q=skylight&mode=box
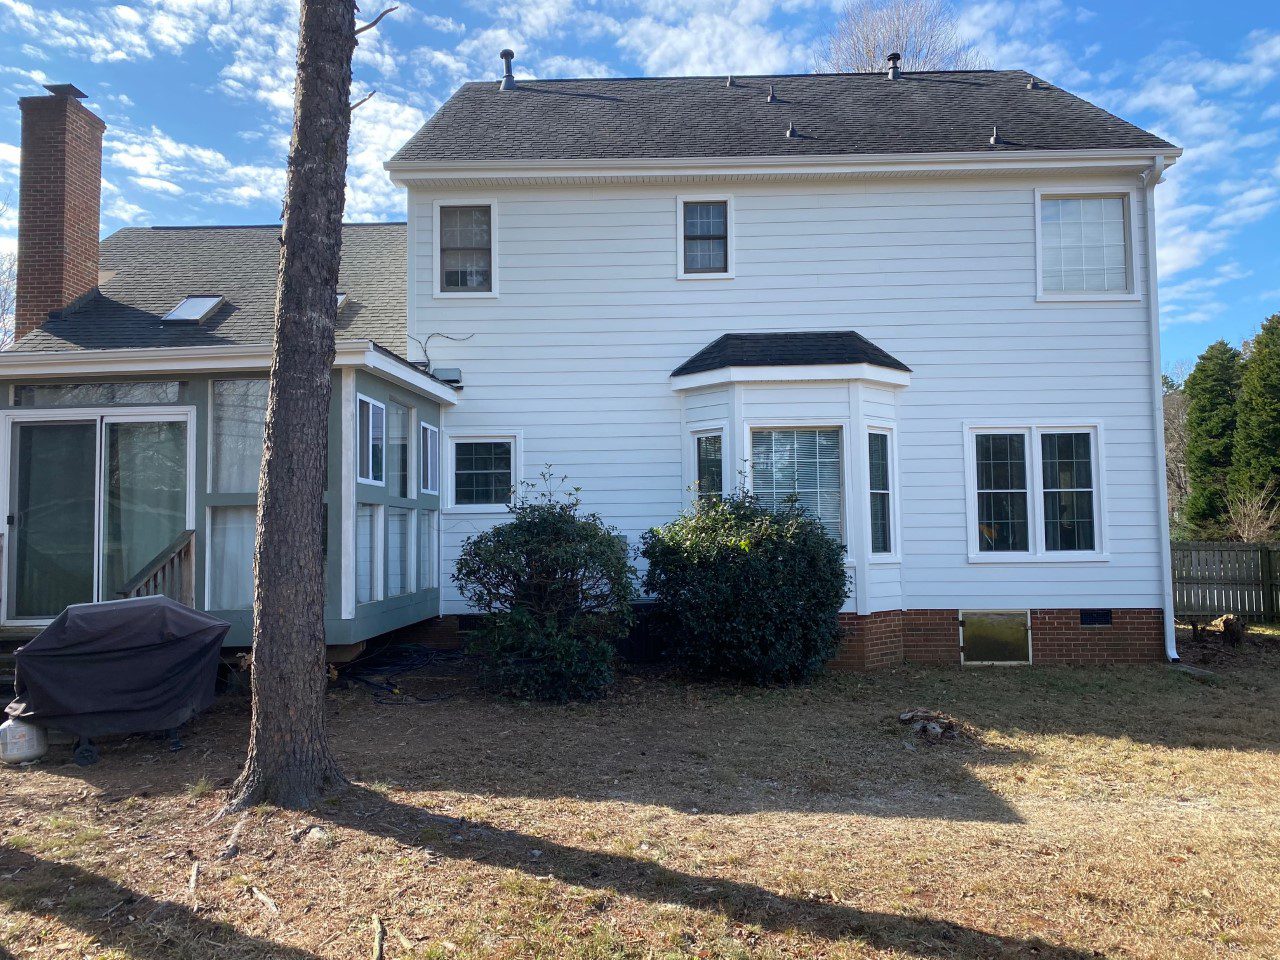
[162,296,224,324]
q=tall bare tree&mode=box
[0,194,16,348]
[818,0,988,73]
[1226,482,1280,543]
[1163,365,1192,533]
[225,0,364,811]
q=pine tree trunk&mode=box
[225,0,356,811]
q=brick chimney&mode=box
[14,83,105,343]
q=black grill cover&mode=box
[5,597,229,738]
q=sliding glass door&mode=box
[6,411,190,621]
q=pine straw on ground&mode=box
[2,654,1279,960]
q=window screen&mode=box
[211,379,268,493]
[751,428,842,543]
[695,433,723,499]
[454,441,513,506]
[868,432,892,554]
[1041,197,1128,294]
[683,201,728,274]
[386,507,413,597]
[386,401,409,498]
[440,205,492,292]
[976,433,1029,552]
[1042,432,1095,551]
[356,503,378,604]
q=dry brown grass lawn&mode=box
[2,644,1279,959]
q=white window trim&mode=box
[687,422,729,502]
[420,421,440,495]
[675,194,735,280]
[356,393,386,487]
[432,199,498,299]
[1033,187,1141,303]
[355,502,384,604]
[864,422,901,564]
[962,422,1109,564]
[419,508,441,591]
[742,417,852,559]
[444,431,522,513]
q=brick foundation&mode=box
[831,607,1166,670]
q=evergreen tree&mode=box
[1182,340,1242,537]
[1230,314,1280,503]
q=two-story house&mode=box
[0,59,1181,668]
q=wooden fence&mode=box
[1171,541,1280,621]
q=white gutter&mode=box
[387,147,1184,186]
[1141,154,1179,662]
[0,340,461,406]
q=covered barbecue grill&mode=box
[5,596,229,740]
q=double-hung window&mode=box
[420,422,440,495]
[357,395,385,485]
[969,426,1102,558]
[867,430,893,555]
[751,427,843,543]
[438,204,493,294]
[1038,194,1132,298]
[677,197,732,278]
[694,431,724,500]
[386,401,410,498]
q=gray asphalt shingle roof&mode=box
[672,331,911,377]
[392,69,1173,163]
[12,223,408,354]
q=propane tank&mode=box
[0,718,48,764]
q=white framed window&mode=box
[446,433,520,511]
[693,429,725,500]
[676,195,734,279]
[356,394,385,486]
[418,509,439,589]
[210,379,268,493]
[386,400,410,498]
[750,426,843,543]
[386,506,414,597]
[964,424,1106,562]
[433,200,497,298]
[1035,190,1137,301]
[355,502,384,603]
[420,421,440,495]
[208,505,256,610]
[867,427,896,557]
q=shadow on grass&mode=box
[315,785,1097,959]
[0,847,322,959]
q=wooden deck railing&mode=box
[116,530,196,607]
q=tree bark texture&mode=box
[226,0,356,811]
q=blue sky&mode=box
[0,0,1277,369]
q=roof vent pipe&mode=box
[886,52,901,80]
[726,74,734,88]
[766,84,777,103]
[499,49,516,90]
[785,120,798,138]
[989,125,1002,146]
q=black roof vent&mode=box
[499,49,515,91]
[886,52,902,80]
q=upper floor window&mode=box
[677,196,733,279]
[438,204,493,294]
[1038,194,1131,297]
[357,394,385,485]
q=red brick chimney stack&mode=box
[14,83,105,344]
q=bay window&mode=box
[694,431,724,500]
[867,430,893,555]
[751,427,843,543]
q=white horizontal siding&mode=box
[411,175,1162,614]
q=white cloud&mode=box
[131,175,184,195]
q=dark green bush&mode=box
[453,482,635,701]
[640,492,848,684]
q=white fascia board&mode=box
[387,148,1182,186]
[0,340,461,406]
[670,363,911,391]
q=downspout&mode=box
[1142,154,1179,662]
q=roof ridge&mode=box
[462,68,1024,86]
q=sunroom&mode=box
[0,341,459,652]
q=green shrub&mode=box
[640,492,848,684]
[453,481,636,701]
